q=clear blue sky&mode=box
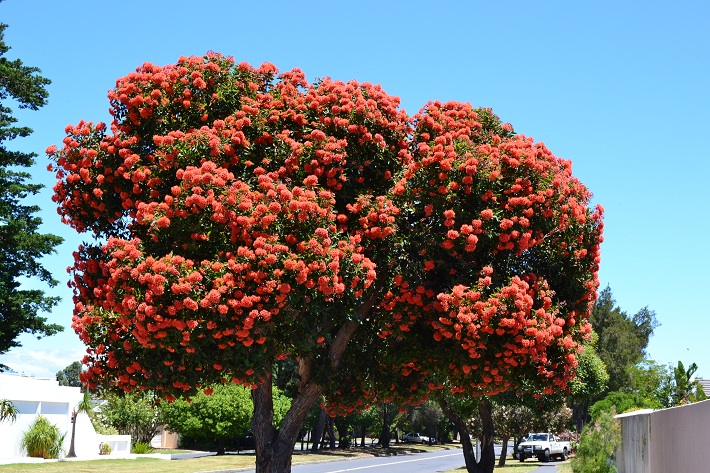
[1,0,708,380]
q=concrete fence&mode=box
[616,399,710,473]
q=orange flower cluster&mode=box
[51,54,409,395]
[325,103,603,410]
[50,54,603,407]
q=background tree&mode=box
[492,402,530,466]
[97,391,162,445]
[56,361,83,387]
[590,287,657,392]
[626,359,671,408]
[50,54,603,473]
[350,405,378,447]
[568,336,609,432]
[667,361,707,407]
[492,394,572,466]
[161,383,288,454]
[0,13,63,363]
[405,400,445,443]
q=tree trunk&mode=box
[497,435,509,467]
[378,404,391,448]
[249,290,382,472]
[327,417,336,449]
[334,416,349,448]
[311,407,327,451]
[572,401,589,433]
[252,367,324,473]
[438,397,496,473]
[216,437,226,455]
[513,435,522,460]
[477,400,496,472]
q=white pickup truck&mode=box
[517,432,570,462]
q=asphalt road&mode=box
[226,443,533,473]
[237,449,466,473]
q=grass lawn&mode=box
[445,462,551,473]
[558,460,573,472]
[0,445,573,473]
[0,444,459,473]
[445,457,574,473]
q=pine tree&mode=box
[0,17,63,361]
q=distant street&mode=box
[207,442,542,473]
[236,449,465,473]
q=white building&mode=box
[0,372,100,459]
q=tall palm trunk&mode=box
[67,413,78,457]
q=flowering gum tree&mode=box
[320,103,603,472]
[49,54,603,473]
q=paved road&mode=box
[527,465,561,473]
[235,449,465,473]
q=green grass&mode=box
[0,445,571,473]
[558,460,573,473]
[445,461,547,473]
[445,456,574,473]
[0,443,462,473]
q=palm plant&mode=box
[20,415,66,459]
[67,391,94,457]
[0,399,19,424]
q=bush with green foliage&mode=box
[571,408,620,473]
[97,391,162,445]
[131,441,155,454]
[20,415,66,459]
[589,391,656,421]
[161,382,290,453]
[92,421,119,435]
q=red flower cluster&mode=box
[49,54,603,407]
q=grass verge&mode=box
[0,443,461,473]
[445,457,573,473]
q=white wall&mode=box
[616,400,710,473]
[0,373,98,458]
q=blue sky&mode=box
[1,0,708,380]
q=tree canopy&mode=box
[49,53,603,473]
[0,19,63,361]
[56,360,83,387]
[590,286,657,392]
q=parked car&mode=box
[517,432,570,462]
[401,432,430,443]
[512,434,528,460]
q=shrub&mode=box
[21,416,66,459]
[97,392,162,444]
[131,441,155,454]
[571,408,620,473]
[93,422,119,435]
[339,435,352,448]
[0,399,19,424]
[99,442,112,455]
